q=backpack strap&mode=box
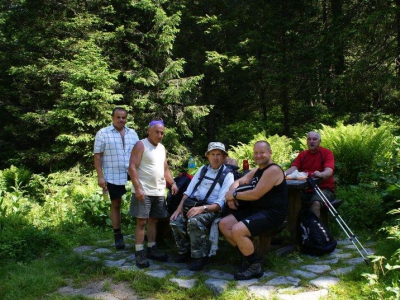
[188,165,225,202]
[203,166,224,202]
[218,165,233,186]
[188,166,208,198]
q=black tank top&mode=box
[249,163,287,210]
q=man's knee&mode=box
[310,200,321,209]
[149,217,158,224]
[111,199,122,209]
[218,218,229,232]
[136,218,147,228]
[231,223,248,240]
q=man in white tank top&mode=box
[128,120,178,268]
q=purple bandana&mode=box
[149,120,164,127]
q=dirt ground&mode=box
[56,278,150,300]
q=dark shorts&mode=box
[301,189,335,207]
[231,207,286,236]
[106,182,127,201]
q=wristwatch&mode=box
[203,205,208,213]
[233,191,238,200]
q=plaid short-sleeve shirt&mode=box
[94,125,139,185]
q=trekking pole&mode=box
[306,176,371,265]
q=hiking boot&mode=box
[135,250,150,268]
[174,252,191,263]
[234,261,264,280]
[146,245,168,262]
[114,232,125,250]
[188,256,209,271]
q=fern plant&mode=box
[302,122,396,185]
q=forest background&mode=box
[1,0,400,299]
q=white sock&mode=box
[147,242,156,248]
[135,244,144,251]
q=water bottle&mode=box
[103,186,109,201]
[188,156,196,174]
[243,159,250,175]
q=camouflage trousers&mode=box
[170,212,220,259]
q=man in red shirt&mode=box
[285,131,335,218]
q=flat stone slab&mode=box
[164,262,188,268]
[235,278,259,288]
[170,278,197,289]
[292,269,317,279]
[205,278,229,295]
[248,285,275,298]
[277,288,329,300]
[316,258,338,264]
[177,269,196,277]
[310,276,340,288]
[330,266,355,276]
[145,270,171,278]
[335,253,353,259]
[301,264,331,273]
[337,239,353,245]
[74,246,94,253]
[93,248,113,254]
[104,259,126,267]
[364,248,374,255]
[261,271,277,278]
[203,269,233,280]
[277,286,303,293]
[266,276,301,286]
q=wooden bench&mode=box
[251,221,287,256]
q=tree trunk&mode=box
[331,0,345,75]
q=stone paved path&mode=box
[69,235,374,299]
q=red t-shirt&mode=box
[291,147,335,191]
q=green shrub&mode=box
[336,186,385,230]
[362,201,400,299]
[1,165,32,192]
[0,214,66,263]
[228,132,293,171]
[312,122,395,186]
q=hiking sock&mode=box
[113,228,121,234]
[135,244,144,252]
[147,242,156,248]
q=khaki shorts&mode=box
[130,193,168,219]
[301,189,335,207]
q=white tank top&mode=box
[133,138,166,196]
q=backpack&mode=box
[166,173,192,215]
[298,209,337,256]
[224,164,243,181]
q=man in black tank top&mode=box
[219,141,287,280]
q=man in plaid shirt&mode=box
[94,107,139,249]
